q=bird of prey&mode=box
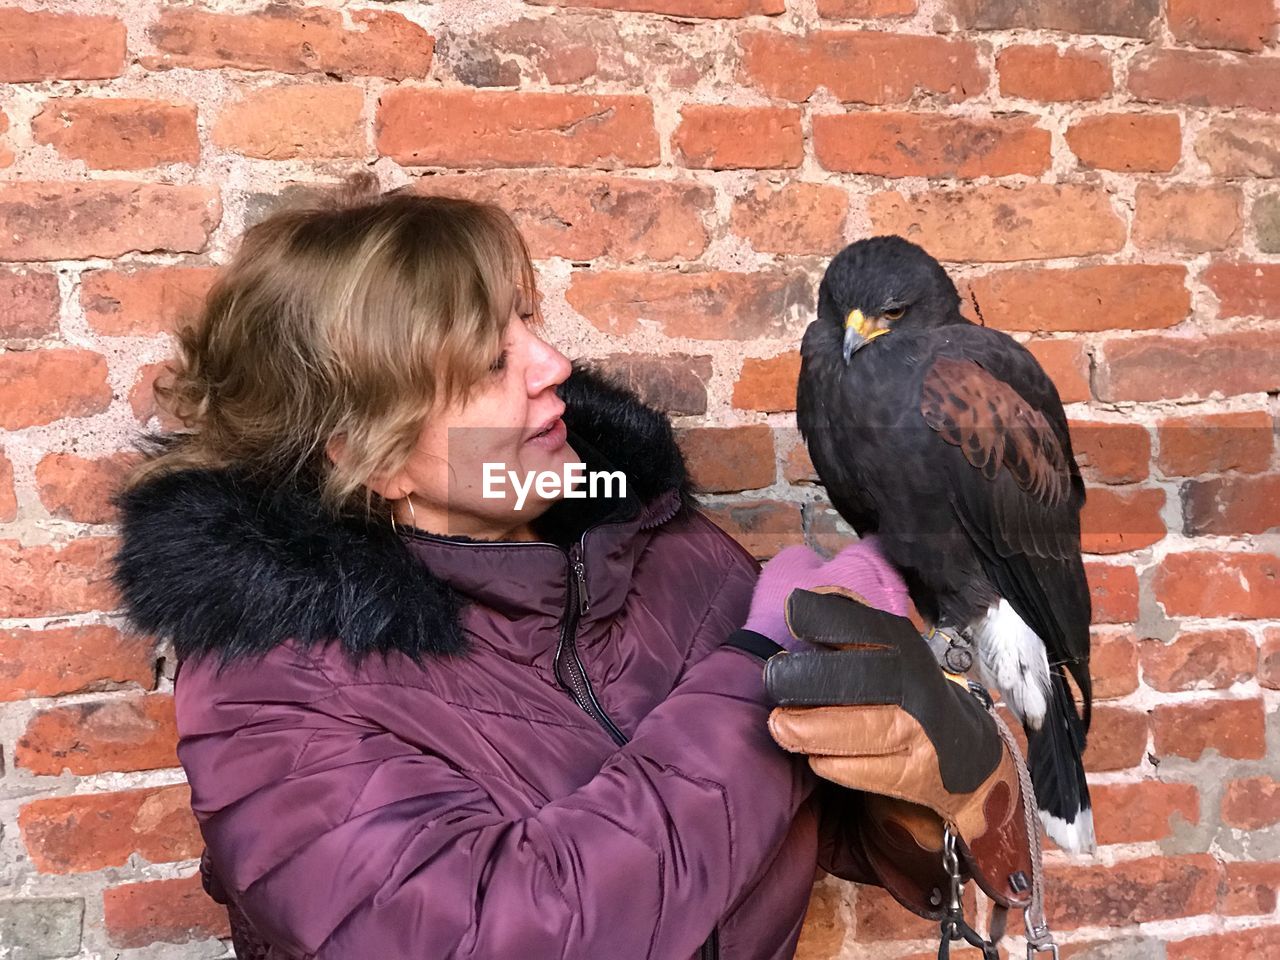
[796,235,1094,853]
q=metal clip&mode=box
[1027,924,1060,960]
[937,827,999,960]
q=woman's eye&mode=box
[884,307,905,320]
[489,350,508,373]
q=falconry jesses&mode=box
[797,235,1094,853]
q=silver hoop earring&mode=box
[390,495,416,533]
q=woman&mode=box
[112,180,1032,959]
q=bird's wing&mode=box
[919,343,1092,721]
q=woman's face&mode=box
[389,304,577,540]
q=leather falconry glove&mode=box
[764,586,1034,919]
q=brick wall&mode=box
[1,1,1278,957]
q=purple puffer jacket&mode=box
[112,367,891,960]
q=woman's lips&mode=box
[525,417,567,450]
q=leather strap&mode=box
[722,628,784,661]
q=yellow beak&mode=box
[842,309,890,362]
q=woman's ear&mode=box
[326,434,411,500]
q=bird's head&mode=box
[817,235,964,364]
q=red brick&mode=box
[947,0,1159,37]
[732,355,801,412]
[411,173,712,262]
[1046,855,1217,929]
[213,86,364,160]
[740,30,985,105]
[1141,629,1255,692]
[1087,562,1139,624]
[703,498,802,559]
[1154,699,1266,761]
[566,270,810,340]
[145,5,432,78]
[869,184,1125,263]
[1221,775,1280,829]
[967,264,1189,334]
[0,349,111,429]
[997,44,1112,102]
[1090,627,1139,699]
[1066,113,1182,173]
[1080,486,1164,554]
[1134,185,1241,253]
[818,0,916,15]
[1091,781,1198,845]
[1024,340,1090,404]
[16,694,178,776]
[377,90,659,169]
[1097,332,1280,402]
[730,182,848,256]
[1168,927,1280,960]
[1262,627,1280,690]
[0,447,13,522]
[1220,862,1280,916]
[1183,474,1280,536]
[1205,261,1280,319]
[1157,411,1274,476]
[1168,0,1277,53]
[0,624,153,703]
[815,112,1049,178]
[1084,705,1149,772]
[0,537,119,618]
[1196,118,1280,178]
[19,785,200,874]
[1129,50,1280,113]
[130,361,184,430]
[0,107,9,167]
[673,106,802,170]
[1156,551,1280,619]
[444,16,704,89]
[588,353,712,416]
[32,98,199,170]
[35,452,138,525]
[0,182,220,262]
[0,268,59,339]
[105,873,230,949]
[528,0,783,13]
[783,433,819,484]
[1070,420,1150,484]
[678,426,775,493]
[0,9,125,82]
[81,265,219,338]
[792,880,847,960]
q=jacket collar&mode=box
[111,365,696,665]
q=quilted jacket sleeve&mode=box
[175,640,812,960]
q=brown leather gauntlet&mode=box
[764,587,1033,919]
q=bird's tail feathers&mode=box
[1027,670,1095,854]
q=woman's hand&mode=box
[743,536,909,651]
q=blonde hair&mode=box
[125,173,541,516]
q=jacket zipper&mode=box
[554,537,626,747]
[553,535,719,960]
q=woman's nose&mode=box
[528,336,573,395]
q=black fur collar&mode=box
[111,364,696,664]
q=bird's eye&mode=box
[883,307,906,321]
